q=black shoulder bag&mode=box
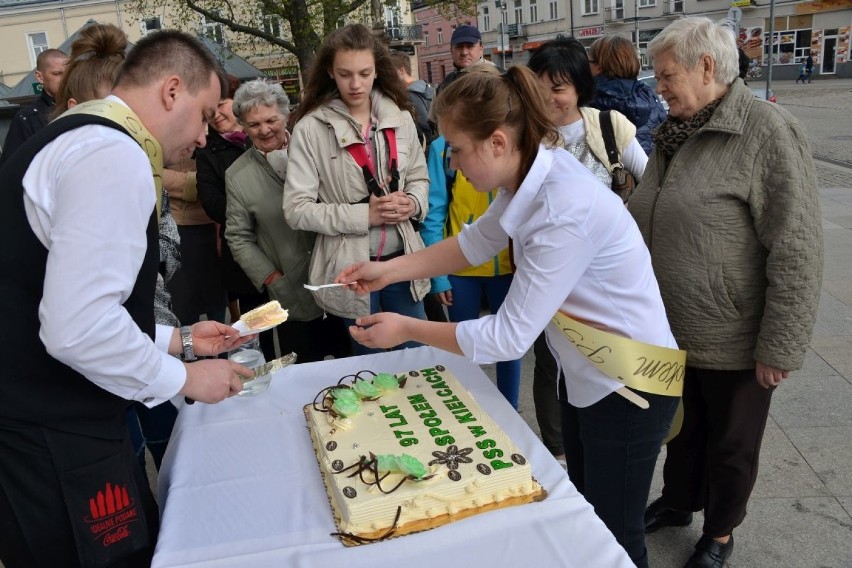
[599,110,637,203]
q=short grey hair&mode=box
[232,79,290,122]
[647,17,739,86]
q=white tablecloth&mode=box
[153,346,633,567]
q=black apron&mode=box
[0,112,160,567]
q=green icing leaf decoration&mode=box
[373,373,400,392]
[331,387,359,404]
[331,396,360,417]
[352,380,380,399]
[376,454,400,473]
[398,454,428,479]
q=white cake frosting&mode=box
[305,365,545,544]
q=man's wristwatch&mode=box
[180,325,197,362]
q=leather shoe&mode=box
[685,534,734,567]
[644,497,693,533]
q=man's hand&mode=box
[191,320,251,356]
[180,359,251,403]
[756,360,790,389]
[349,312,410,349]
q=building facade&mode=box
[0,0,425,97]
[410,0,851,86]
[473,0,851,79]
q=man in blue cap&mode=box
[437,24,490,94]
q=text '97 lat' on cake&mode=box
[304,364,547,546]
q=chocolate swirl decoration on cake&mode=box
[331,506,403,545]
[332,453,435,495]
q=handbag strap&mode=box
[599,110,622,169]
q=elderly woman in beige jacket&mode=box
[225,80,350,362]
[283,24,429,355]
[629,17,823,568]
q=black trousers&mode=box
[0,422,158,568]
[658,367,773,537]
[532,333,565,456]
[562,387,678,568]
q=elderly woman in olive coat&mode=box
[628,17,823,568]
[225,80,350,362]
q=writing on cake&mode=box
[304,365,546,545]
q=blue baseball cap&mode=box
[451,25,481,46]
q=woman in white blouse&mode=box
[336,65,677,568]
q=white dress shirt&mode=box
[454,145,676,407]
[22,96,186,406]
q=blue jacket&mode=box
[591,76,667,155]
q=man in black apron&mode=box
[0,31,250,568]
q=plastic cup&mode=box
[228,337,270,396]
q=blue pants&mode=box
[345,280,426,356]
[447,274,521,409]
[561,387,678,568]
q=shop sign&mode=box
[578,26,604,38]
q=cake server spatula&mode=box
[238,352,298,383]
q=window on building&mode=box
[141,17,162,36]
[483,6,491,31]
[260,8,282,38]
[27,32,48,66]
[514,0,523,24]
[549,0,558,19]
[426,61,433,84]
[530,0,538,23]
[612,0,624,20]
[437,28,443,44]
[638,0,655,7]
[424,30,429,47]
[583,0,599,15]
[202,14,225,45]
[385,7,402,40]
[638,29,662,68]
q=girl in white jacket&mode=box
[283,24,430,355]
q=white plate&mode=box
[231,319,283,337]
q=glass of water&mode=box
[228,336,270,396]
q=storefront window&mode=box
[764,28,812,64]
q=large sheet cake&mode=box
[304,364,546,545]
